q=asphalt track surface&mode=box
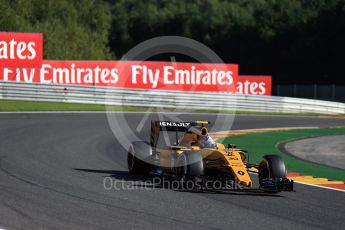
[282,135,345,170]
[0,113,345,230]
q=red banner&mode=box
[0,32,43,68]
[0,32,272,95]
[1,60,239,92]
[237,75,272,96]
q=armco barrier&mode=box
[0,81,344,114]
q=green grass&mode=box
[1,99,342,116]
[219,127,345,181]
[0,100,150,112]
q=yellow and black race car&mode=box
[127,120,294,193]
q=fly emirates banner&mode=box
[0,32,272,95]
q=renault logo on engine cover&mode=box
[160,121,191,127]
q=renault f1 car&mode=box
[127,120,294,193]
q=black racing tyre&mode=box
[259,155,287,182]
[127,152,150,174]
[175,151,205,179]
[127,141,152,175]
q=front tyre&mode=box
[259,155,288,192]
[174,151,205,190]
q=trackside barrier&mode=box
[0,81,344,114]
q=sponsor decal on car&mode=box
[159,121,191,127]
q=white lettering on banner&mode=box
[0,39,36,60]
[38,64,119,84]
[3,68,12,81]
[0,60,270,95]
[131,65,160,88]
[22,68,35,82]
[163,66,174,85]
[258,82,266,95]
[236,80,267,95]
[40,64,51,83]
[132,65,234,89]
[0,63,119,85]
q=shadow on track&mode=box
[73,168,283,197]
[74,168,149,181]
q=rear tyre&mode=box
[127,152,150,175]
[127,141,152,175]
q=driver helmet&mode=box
[201,127,208,136]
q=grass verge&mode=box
[0,100,150,112]
[219,127,345,181]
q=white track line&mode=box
[293,180,345,193]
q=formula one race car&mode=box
[127,120,294,193]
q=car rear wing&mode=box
[150,120,210,148]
